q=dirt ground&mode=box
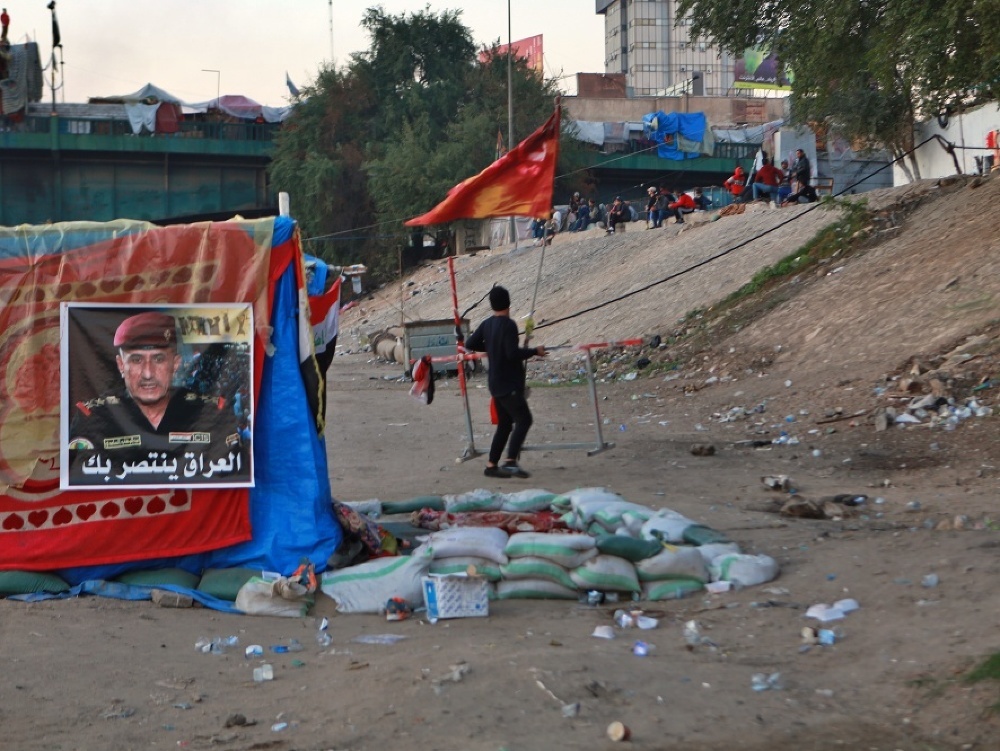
[2,175,999,750]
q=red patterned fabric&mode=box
[0,220,280,571]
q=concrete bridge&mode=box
[0,111,276,225]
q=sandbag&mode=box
[640,512,700,543]
[0,570,70,596]
[116,567,200,590]
[590,502,656,533]
[422,527,509,564]
[695,542,741,565]
[429,556,502,582]
[197,567,261,601]
[235,576,314,617]
[570,555,640,593]
[342,499,383,517]
[595,535,664,562]
[320,546,434,613]
[500,556,577,591]
[505,532,597,568]
[443,488,502,513]
[635,546,709,582]
[709,553,780,587]
[495,578,579,600]
[682,524,732,546]
[498,489,557,513]
[381,496,446,514]
[642,578,705,601]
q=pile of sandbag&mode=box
[321,487,781,612]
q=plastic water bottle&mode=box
[316,616,332,647]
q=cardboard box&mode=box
[422,574,490,620]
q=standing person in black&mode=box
[465,286,547,479]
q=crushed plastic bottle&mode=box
[316,616,332,647]
[195,635,239,655]
[751,672,783,691]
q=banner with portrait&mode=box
[61,303,254,490]
[0,219,274,572]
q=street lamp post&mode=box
[201,69,220,108]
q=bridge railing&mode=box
[17,116,279,142]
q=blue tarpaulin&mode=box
[642,111,709,160]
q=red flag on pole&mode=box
[405,106,561,227]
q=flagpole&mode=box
[507,0,518,250]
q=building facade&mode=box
[596,0,734,97]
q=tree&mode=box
[676,0,1000,178]
[269,6,566,281]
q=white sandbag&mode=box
[495,578,579,600]
[320,546,434,613]
[498,489,557,513]
[443,488,502,513]
[429,556,502,582]
[620,510,649,537]
[640,511,700,543]
[505,532,597,568]
[570,555,641,593]
[500,556,576,590]
[235,576,313,617]
[551,487,624,510]
[422,527,510,564]
[635,546,710,582]
[642,578,704,601]
[590,502,657,533]
[695,542,742,566]
[709,553,780,587]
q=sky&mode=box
[8,1,606,106]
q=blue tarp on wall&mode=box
[642,111,709,160]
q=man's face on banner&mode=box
[117,347,180,407]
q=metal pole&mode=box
[202,69,220,106]
[507,0,518,250]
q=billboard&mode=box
[733,47,793,90]
[480,34,544,75]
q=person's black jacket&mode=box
[465,316,536,397]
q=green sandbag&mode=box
[0,570,71,596]
[197,568,261,601]
[642,578,705,601]
[682,524,731,546]
[116,567,200,589]
[381,495,446,514]
[595,535,664,562]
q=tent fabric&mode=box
[642,111,711,160]
[9,579,243,614]
[1,42,43,116]
[105,83,292,123]
[112,83,186,104]
[571,120,606,146]
[125,102,160,134]
[183,95,291,123]
[0,216,342,583]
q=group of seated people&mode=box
[724,149,821,207]
[534,156,821,244]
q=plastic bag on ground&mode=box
[235,576,314,617]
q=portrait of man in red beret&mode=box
[62,305,253,488]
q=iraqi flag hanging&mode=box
[405,105,561,227]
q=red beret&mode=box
[114,311,178,349]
